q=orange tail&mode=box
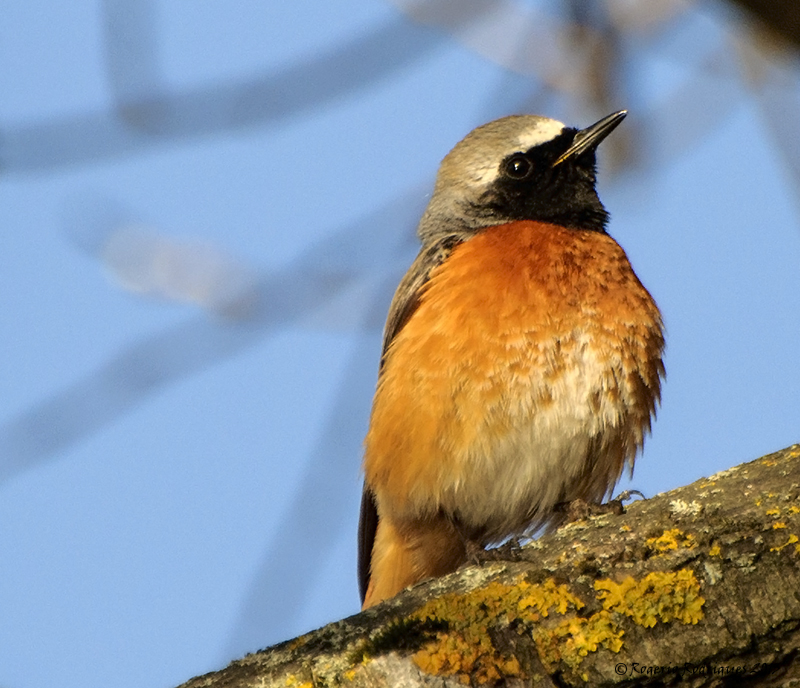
[362,514,467,609]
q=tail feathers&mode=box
[361,514,467,609]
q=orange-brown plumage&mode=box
[358,112,665,609]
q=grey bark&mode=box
[178,444,800,687]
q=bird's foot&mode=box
[464,538,489,566]
[557,490,645,523]
[487,537,526,562]
[450,515,529,566]
[460,537,526,567]
[449,516,490,566]
[612,489,646,508]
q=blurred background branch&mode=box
[727,0,800,47]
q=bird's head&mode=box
[418,111,626,243]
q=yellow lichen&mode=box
[773,522,787,529]
[407,569,705,683]
[411,580,533,684]
[646,528,697,554]
[410,577,621,684]
[766,508,781,517]
[709,544,721,557]
[789,506,800,515]
[594,569,705,627]
[284,676,313,688]
[535,611,623,671]
[413,627,521,685]
[770,533,799,553]
[518,578,585,618]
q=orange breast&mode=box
[364,220,664,535]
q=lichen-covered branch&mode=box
[178,445,800,687]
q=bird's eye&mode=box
[504,155,533,179]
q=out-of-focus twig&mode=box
[726,0,800,49]
[0,190,424,484]
[0,18,442,172]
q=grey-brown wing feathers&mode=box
[357,488,378,603]
[357,234,461,604]
[378,235,461,367]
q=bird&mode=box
[357,111,665,609]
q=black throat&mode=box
[476,128,610,233]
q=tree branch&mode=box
[726,0,800,50]
[178,444,800,687]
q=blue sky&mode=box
[1,2,799,688]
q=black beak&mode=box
[553,110,627,166]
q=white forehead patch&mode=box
[466,118,566,186]
[516,118,565,151]
[439,115,570,189]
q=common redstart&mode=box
[358,111,664,609]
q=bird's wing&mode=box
[357,234,461,604]
[357,488,379,603]
[379,234,461,367]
